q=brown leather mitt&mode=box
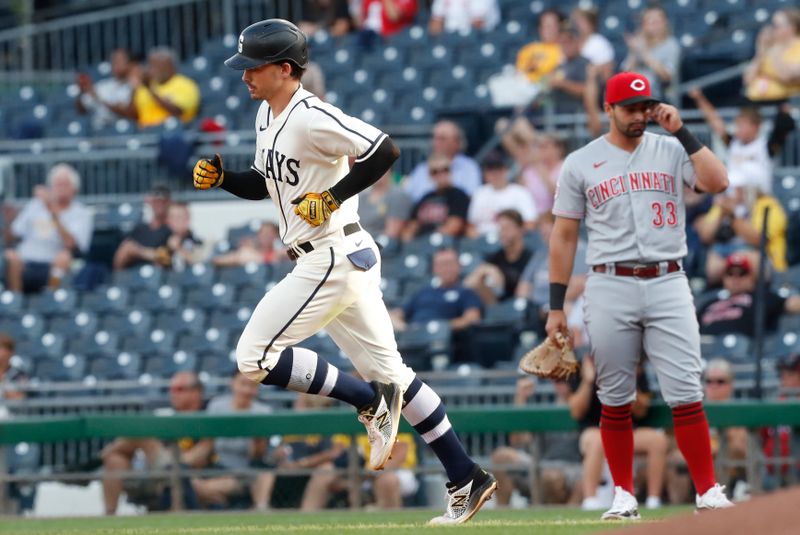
[519,331,579,380]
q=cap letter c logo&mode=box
[630,79,646,91]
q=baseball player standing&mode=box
[547,72,734,519]
[192,19,495,524]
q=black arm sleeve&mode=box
[327,136,400,204]
[220,168,269,201]
[768,108,796,158]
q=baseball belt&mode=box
[592,260,681,278]
[287,222,362,261]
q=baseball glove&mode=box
[193,153,224,190]
[519,332,578,380]
[291,190,340,227]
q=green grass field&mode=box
[1,507,690,535]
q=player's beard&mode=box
[615,116,646,138]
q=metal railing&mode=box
[0,0,302,72]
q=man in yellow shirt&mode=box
[131,47,200,128]
[516,9,564,82]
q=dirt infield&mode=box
[604,486,800,535]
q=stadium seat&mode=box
[396,320,452,370]
[7,442,41,474]
[121,328,176,357]
[112,264,164,291]
[379,278,403,308]
[402,233,455,257]
[87,351,142,381]
[302,330,341,359]
[184,282,236,309]
[80,285,130,313]
[0,290,24,318]
[143,350,198,377]
[27,288,79,315]
[382,253,430,282]
[156,307,207,335]
[65,330,119,358]
[176,327,230,354]
[763,331,800,360]
[47,310,98,335]
[130,284,183,312]
[166,262,216,289]
[0,312,45,341]
[481,298,531,330]
[269,262,295,281]
[198,350,238,378]
[216,262,271,287]
[699,333,752,362]
[36,353,87,382]
[15,332,65,359]
[99,309,153,337]
[207,306,252,332]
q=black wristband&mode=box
[550,283,568,311]
[673,125,704,155]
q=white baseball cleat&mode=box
[601,486,641,521]
[429,465,497,525]
[357,381,402,471]
[696,483,734,511]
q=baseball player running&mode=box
[547,72,734,519]
[192,19,495,524]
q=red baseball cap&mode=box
[605,72,660,106]
[724,253,752,274]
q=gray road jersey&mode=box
[553,132,697,265]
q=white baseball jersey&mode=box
[251,85,387,248]
[553,132,697,265]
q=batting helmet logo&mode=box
[238,34,244,53]
[630,79,646,91]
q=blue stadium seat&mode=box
[0,291,27,319]
[112,264,165,291]
[27,288,79,316]
[397,320,451,362]
[156,307,207,335]
[379,278,403,308]
[382,253,430,282]
[303,330,341,358]
[699,333,753,362]
[7,442,41,474]
[482,298,530,330]
[48,310,99,337]
[227,219,263,245]
[166,263,216,289]
[36,353,87,382]
[185,283,236,309]
[207,306,252,332]
[144,350,198,377]
[216,262,271,287]
[402,233,456,257]
[0,312,45,341]
[15,332,65,359]
[763,331,800,360]
[198,350,238,377]
[121,328,176,356]
[65,330,119,358]
[176,327,231,354]
[87,351,142,381]
[130,285,183,312]
[99,309,153,337]
[80,285,130,313]
[92,202,143,233]
[269,262,295,281]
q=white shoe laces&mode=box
[358,413,378,443]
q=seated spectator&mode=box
[298,0,353,38]
[621,6,680,102]
[112,185,172,271]
[212,221,285,267]
[404,120,481,201]
[491,377,582,506]
[76,48,136,131]
[696,184,788,284]
[466,151,538,236]
[4,163,93,293]
[545,22,590,116]
[191,371,274,510]
[101,371,211,514]
[130,47,200,129]
[744,8,800,102]
[515,9,564,83]
[357,169,412,240]
[498,119,565,215]
[0,333,26,404]
[428,0,499,35]
[761,353,800,490]
[697,253,800,337]
[569,356,667,510]
[689,88,796,194]
[667,358,748,504]
[391,248,481,361]
[354,0,417,45]
[516,213,588,336]
[571,7,614,81]
[465,210,533,306]
[164,202,203,271]
[265,394,347,511]
[402,154,471,240]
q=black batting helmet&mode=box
[224,19,308,70]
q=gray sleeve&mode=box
[656,38,681,78]
[65,205,94,253]
[552,155,586,219]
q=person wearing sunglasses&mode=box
[697,253,800,337]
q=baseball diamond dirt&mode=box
[604,486,800,535]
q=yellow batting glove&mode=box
[291,190,340,227]
[193,153,224,190]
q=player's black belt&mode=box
[287,222,362,261]
[592,261,681,278]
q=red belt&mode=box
[592,261,681,278]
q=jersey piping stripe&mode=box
[267,95,315,243]
[301,99,377,148]
[257,247,336,371]
[355,132,387,163]
[250,165,267,179]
